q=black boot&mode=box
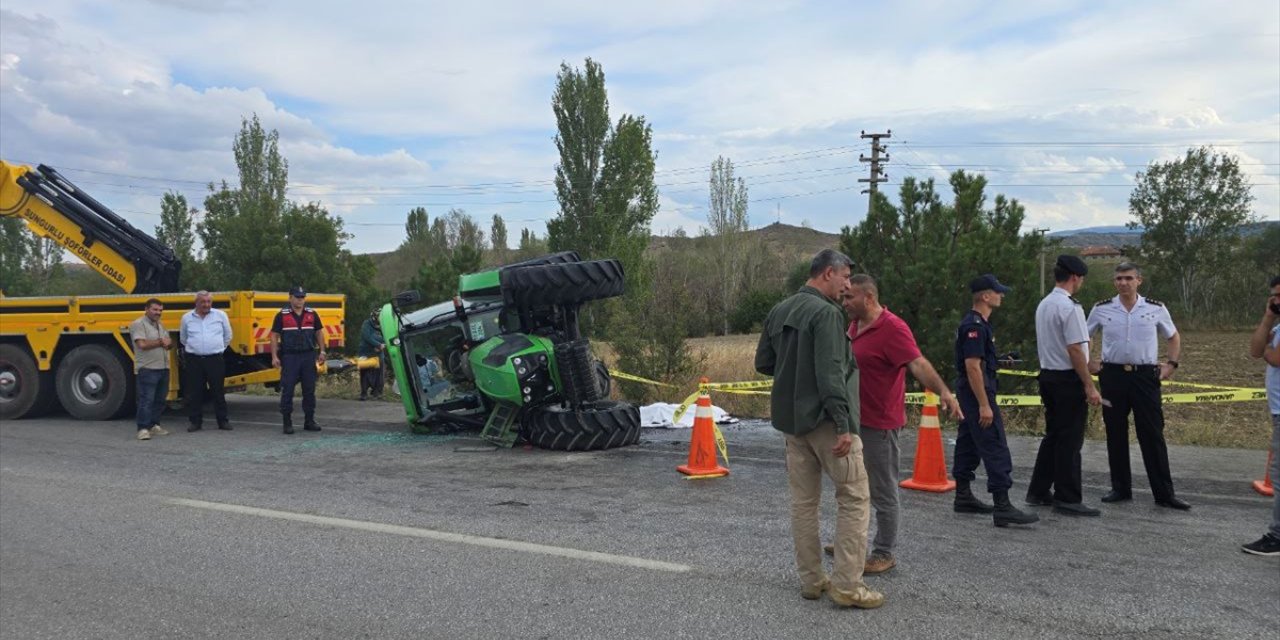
[954,480,995,514]
[282,414,295,435]
[993,491,1040,527]
[303,414,321,432]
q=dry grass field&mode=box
[597,330,1272,450]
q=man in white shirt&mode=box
[179,290,233,432]
[1085,262,1189,510]
[1027,255,1102,517]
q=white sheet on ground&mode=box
[639,402,740,428]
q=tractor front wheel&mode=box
[523,400,640,451]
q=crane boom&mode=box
[0,160,181,294]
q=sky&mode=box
[1,0,1277,255]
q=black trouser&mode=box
[185,353,227,426]
[279,351,317,420]
[359,362,383,397]
[953,386,1014,493]
[1099,364,1175,500]
[1028,369,1087,504]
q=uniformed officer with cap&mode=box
[1085,262,1190,510]
[952,274,1039,527]
[270,285,326,434]
[1028,254,1102,516]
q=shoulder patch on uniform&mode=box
[1094,298,1112,307]
[1069,296,1081,305]
[1145,298,1164,307]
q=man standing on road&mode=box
[1242,275,1280,556]
[1085,262,1190,510]
[130,298,171,441]
[754,249,883,610]
[1028,255,1102,517]
[271,286,326,434]
[952,275,1041,527]
[357,308,385,401]
[180,291,233,432]
[828,273,964,571]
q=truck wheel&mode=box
[0,344,56,420]
[500,259,625,307]
[55,344,135,420]
[523,400,640,451]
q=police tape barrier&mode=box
[609,371,681,388]
[999,368,1250,392]
[619,370,1264,422]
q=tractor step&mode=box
[480,402,521,448]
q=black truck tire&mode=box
[500,259,625,308]
[0,344,57,420]
[524,400,640,451]
[56,344,135,420]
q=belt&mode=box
[1102,362,1158,372]
[187,352,223,357]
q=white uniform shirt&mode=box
[1035,287,1090,370]
[1085,295,1177,365]
[180,308,233,356]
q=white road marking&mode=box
[165,497,693,573]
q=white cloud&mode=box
[1,0,1275,258]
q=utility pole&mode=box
[859,130,891,216]
[1033,228,1050,296]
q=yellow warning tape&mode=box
[609,371,681,388]
[623,370,1264,418]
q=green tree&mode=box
[408,209,486,301]
[546,58,659,302]
[514,228,549,261]
[156,191,200,289]
[612,258,706,403]
[199,114,290,290]
[490,214,508,264]
[706,156,750,334]
[0,217,32,295]
[840,172,1050,372]
[403,206,430,247]
[199,114,383,340]
[1128,146,1256,316]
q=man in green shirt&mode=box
[755,249,882,610]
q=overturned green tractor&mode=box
[378,252,640,451]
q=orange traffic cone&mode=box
[677,381,729,478]
[1252,449,1275,497]
[899,391,956,493]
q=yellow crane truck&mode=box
[0,160,346,420]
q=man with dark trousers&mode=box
[1085,262,1189,510]
[1028,255,1102,516]
[271,286,326,434]
[952,274,1039,527]
[180,290,233,432]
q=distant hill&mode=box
[1050,220,1277,249]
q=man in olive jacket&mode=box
[755,249,882,610]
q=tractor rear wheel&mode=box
[523,400,640,451]
[500,259,625,307]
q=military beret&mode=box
[1055,254,1088,277]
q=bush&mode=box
[729,288,786,334]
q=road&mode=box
[2,395,1276,639]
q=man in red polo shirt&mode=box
[829,273,962,574]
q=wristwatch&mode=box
[1166,360,1179,369]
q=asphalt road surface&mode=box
[2,395,1277,639]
